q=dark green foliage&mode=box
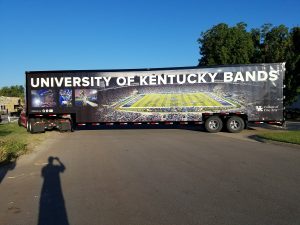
[0,85,24,98]
[198,23,254,65]
[198,23,300,105]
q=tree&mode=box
[0,85,25,98]
[290,27,300,90]
[198,23,300,105]
[198,22,254,65]
[254,24,295,104]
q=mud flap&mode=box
[58,120,71,132]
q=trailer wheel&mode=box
[204,116,223,133]
[226,116,244,133]
[27,119,33,133]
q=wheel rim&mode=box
[209,120,219,130]
[229,120,240,130]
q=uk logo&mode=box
[256,106,263,112]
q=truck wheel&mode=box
[204,116,223,133]
[29,119,35,134]
[28,118,41,134]
[226,116,244,133]
[26,120,30,132]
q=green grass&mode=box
[129,93,225,108]
[0,123,44,164]
[257,131,300,145]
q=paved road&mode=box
[285,121,300,130]
[0,128,300,225]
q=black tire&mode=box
[28,118,43,134]
[226,116,245,133]
[29,119,35,134]
[26,120,30,132]
[204,116,223,133]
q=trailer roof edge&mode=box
[25,62,286,74]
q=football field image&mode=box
[121,92,234,108]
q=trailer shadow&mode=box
[74,124,255,133]
[75,124,207,132]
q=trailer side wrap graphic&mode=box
[26,63,285,123]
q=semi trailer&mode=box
[19,63,285,133]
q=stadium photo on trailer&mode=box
[120,92,234,109]
[95,81,246,122]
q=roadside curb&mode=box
[251,135,300,149]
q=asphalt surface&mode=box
[0,127,300,225]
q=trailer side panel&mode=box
[26,63,285,123]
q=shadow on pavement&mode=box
[38,156,69,225]
[76,124,259,133]
[0,160,16,183]
[76,123,207,132]
[247,135,268,143]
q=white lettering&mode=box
[31,78,39,88]
[197,73,206,83]
[258,71,268,81]
[64,77,72,87]
[82,77,90,87]
[187,74,197,84]
[234,72,244,82]
[245,71,256,82]
[140,76,148,85]
[127,76,134,86]
[149,75,156,85]
[117,77,126,86]
[269,70,279,81]
[94,77,102,86]
[54,77,64,87]
[176,74,186,84]
[168,74,176,84]
[209,73,218,82]
[73,77,81,87]
[157,74,167,85]
[224,72,233,82]
[41,78,49,87]
[103,77,111,86]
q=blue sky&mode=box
[0,0,299,87]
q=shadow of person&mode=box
[38,156,69,225]
[0,160,16,184]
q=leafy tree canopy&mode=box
[198,22,254,65]
[198,23,300,105]
[0,85,25,98]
